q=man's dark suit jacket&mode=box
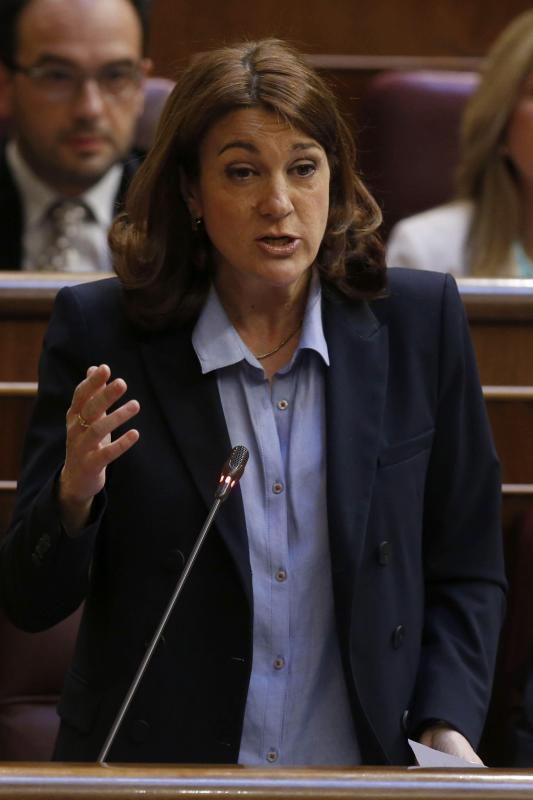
[0,268,506,765]
[0,143,141,270]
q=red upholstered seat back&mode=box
[357,70,479,237]
[133,76,174,152]
[0,608,81,760]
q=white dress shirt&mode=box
[6,140,122,272]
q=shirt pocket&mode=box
[378,428,435,469]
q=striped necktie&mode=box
[39,199,92,271]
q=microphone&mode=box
[97,445,249,763]
[215,444,249,500]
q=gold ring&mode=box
[77,412,90,429]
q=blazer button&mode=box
[401,709,411,733]
[377,540,392,565]
[128,719,150,743]
[32,534,52,565]
[392,624,405,649]
[35,533,52,557]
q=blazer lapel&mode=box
[139,327,252,598]
[323,294,389,632]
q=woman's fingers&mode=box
[71,374,127,426]
[70,364,111,415]
[62,367,140,499]
[83,399,140,446]
[59,367,141,535]
[75,378,129,430]
[88,427,140,472]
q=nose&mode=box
[255,176,294,218]
[72,78,106,118]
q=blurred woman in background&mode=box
[387,9,533,277]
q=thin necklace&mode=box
[255,320,303,360]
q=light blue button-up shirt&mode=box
[192,273,361,766]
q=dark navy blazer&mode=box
[0,268,506,765]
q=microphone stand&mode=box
[97,445,249,764]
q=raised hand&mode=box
[59,364,140,534]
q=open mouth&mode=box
[261,236,295,245]
[256,235,300,256]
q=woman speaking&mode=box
[0,39,505,766]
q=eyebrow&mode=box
[217,140,322,156]
[33,54,137,68]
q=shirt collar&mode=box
[192,269,330,375]
[6,139,122,229]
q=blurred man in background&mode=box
[0,0,151,271]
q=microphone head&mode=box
[215,445,249,501]
[225,445,249,480]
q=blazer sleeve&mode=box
[409,273,506,747]
[0,287,106,632]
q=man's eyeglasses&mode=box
[11,61,145,101]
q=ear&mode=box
[130,59,154,128]
[179,167,203,219]
[141,57,153,78]
[0,63,15,119]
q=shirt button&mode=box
[272,482,284,494]
[377,540,392,566]
[392,624,406,649]
[273,656,285,670]
[266,749,278,763]
[277,399,289,410]
[275,568,287,582]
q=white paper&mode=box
[408,738,486,768]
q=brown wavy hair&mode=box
[111,38,386,330]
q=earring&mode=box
[192,216,204,233]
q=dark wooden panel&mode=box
[461,284,533,386]
[502,490,533,538]
[0,273,112,382]
[0,318,47,382]
[149,0,533,77]
[487,402,533,484]
[471,324,533,386]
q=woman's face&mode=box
[506,71,533,188]
[187,107,330,296]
